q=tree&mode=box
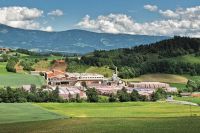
[86,88,98,102]
[75,93,81,103]
[109,93,117,102]
[151,88,167,101]
[130,90,140,101]
[117,87,130,102]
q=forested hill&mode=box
[80,36,200,78]
[133,36,200,57]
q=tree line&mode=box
[79,36,200,78]
[0,85,168,103]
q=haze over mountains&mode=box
[0,24,169,54]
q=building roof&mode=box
[46,69,65,78]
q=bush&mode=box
[86,88,99,102]
[98,96,109,103]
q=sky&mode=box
[0,0,200,37]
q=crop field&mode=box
[124,73,188,84]
[0,103,64,124]
[0,73,45,87]
[0,102,200,133]
[0,62,45,87]
[36,102,200,118]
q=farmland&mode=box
[0,102,200,133]
[36,102,200,117]
[124,73,188,84]
[0,62,46,87]
[0,103,64,124]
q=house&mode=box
[66,72,104,85]
[87,84,122,95]
[57,86,87,100]
[0,48,10,54]
[45,70,77,86]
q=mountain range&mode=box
[0,24,169,54]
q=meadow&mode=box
[0,103,64,124]
[0,102,200,133]
[36,102,200,118]
[0,62,46,87]
[124,73,188,84]
[85,66,113,77]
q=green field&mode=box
[1,117,200,133]
[1,102,200,133]
[0,103,64,124]
[86,66,113,77]
[124,73,188,84]
[174,97,200,105]
[0,73,46,87]
[0,62,46,87]
[36,102,200,118]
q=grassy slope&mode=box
[0,62,45,87]
[86,66,113,77]
[0,103,64,124]
[37,102,200,118]
[124,73,188,84]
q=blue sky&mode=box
[0,0,200,36]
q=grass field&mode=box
[86,66,113,77]
[0,62,7,74]
[37,102,200,117]
[124,73,188,84]
[174,97,200,105]
[1,117,200,133]
[1,102,200,133]
[0,103,64,124]
[0,62,46,87]
[0,73,46,87]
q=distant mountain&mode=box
[0,24,169,54]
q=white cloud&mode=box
[77,6,200,37]
[0,6,54,31]
[48,9,64,16]
[144,4,158,12]
[41,26,53,32]
[159,10,179,18]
